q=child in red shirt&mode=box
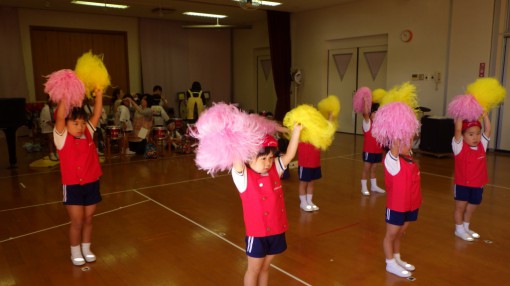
[232,125,302,286]
[361,103,385,195]
[452,114,491,241]
[54,88,104,266]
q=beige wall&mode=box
[232,20,270,111]
[17,8,141,102]
[232,0,497,118]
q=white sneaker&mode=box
[455,230,474,241]
[371,186,386,193]
[300,204,313,212]
[310,204,319,211]
[124,150,136,155]
[386,262,411,278]
[396,258,415,271]
[361,189,370,196]
[465,229,480,239]
[71,256,85,266]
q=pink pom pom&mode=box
[44,69,85,115]
[248,113,280,135]
[353,87,372,113]
[447,94,483,121]
[192,103,267,176]
[372,102,419,148]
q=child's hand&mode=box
[293,123,302,132]
[93,88,103,98]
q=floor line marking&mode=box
[133,190,312,286]
[0,200,149,243]
[315,222,360,237]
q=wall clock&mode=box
[400,29,413,43]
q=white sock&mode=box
[370,178,378,188]
[306,194,314,205]
[386,258,396,265]
[463,222,471,231]
[361,179,368,191]
[81,242,96,262]
[71,245,83,259]
[299,195,307,205]
[455,224,466,233]
[81,243,93,255]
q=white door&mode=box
[328,48,357,133]
[257,55,276,114]
[498,37,510,151]
[327,45,387,134]
[356,45,388,134]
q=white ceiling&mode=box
[0,0,355,25]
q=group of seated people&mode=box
[97,85,197,157]
[38,83,205,160]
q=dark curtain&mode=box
[266,11,291,121]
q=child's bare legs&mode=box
[67,204,97,265]
[360,162,371,195]
[244,255,275,286]
[299,181,313,211]
[362,162,385,194]
[369,163,385,193]
[383,222,412,277]
[454,200,478,240]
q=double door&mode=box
[327,45,387,134]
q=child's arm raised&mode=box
[89,88,103,128]
[454,118,463,142]
[280,123,302,166]
[54,99,67,134]
[232,159,245,174]
[482,113,491,138]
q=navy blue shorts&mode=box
[245,233,287,258]
[454,184,483,205]
[385,208,419,226]
[362,152,383,163]
[298,166,322,182]
[63,180,102,206]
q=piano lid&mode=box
[0,98,27,128]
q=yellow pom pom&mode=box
[317,95,341,121]
[283,104,336,150]
[75,51,111,98]
[372,88,386,103]
[466,78,506,112]
[380,82,419,111]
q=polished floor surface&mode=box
[0,133,509,285]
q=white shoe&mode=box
[396,258,415,271]
[455,230,474,241]
[371,186,386,193]
[386,262,411,278]
[310,204,319,211]
[361,189,370,196]
[71,256,85,266]
[84,253,96,262]
[465,229,480,239]
[300,204,313,212]
[124,150,136,155]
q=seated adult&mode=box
[128,94,154,155]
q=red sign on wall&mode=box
[479,63,486,77]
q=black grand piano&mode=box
[0,98,27,168]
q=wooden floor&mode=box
[0,133,509,286]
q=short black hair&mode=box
[371,103,380,114]
[66,107,88,122]
[256,146,278,158]
[153,85,162,92]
